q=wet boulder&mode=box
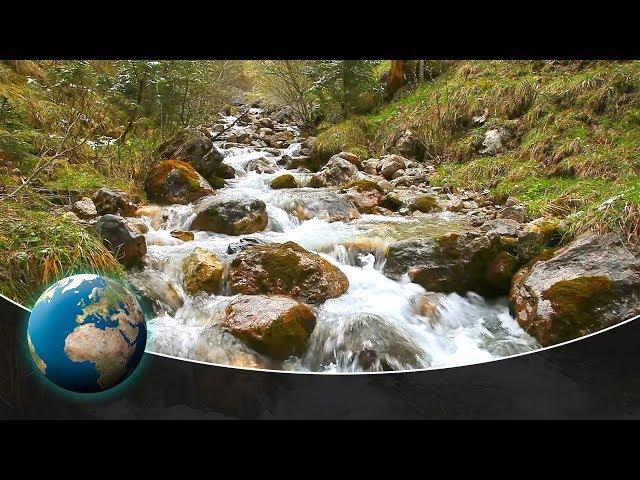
[127,270,185,315]
[92,187,138,216]
[215,162,236,180]
[145,159,215,205]
[246,157,278,174]
[270,173,298,189]
[510,234,640,346]
[228,241,349,303]
[306,313,427,371]
[384,232,511,296]
[190,196,268,235]
[309,155,359,188]
[343,179,384,214]
[95,214,147,268]
[170,230,194,242]
[223,294,316,360]
[182,247,225,295]
[272,189,360,222]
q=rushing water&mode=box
[129,110,539,372]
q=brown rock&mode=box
[182,247,224,295]
[170,230,194,242]
[228,241,349,303]
[72,197,98,219]
[190,197,268,235]
[223,294,316,359]
[92,187,138,216]
[145,159,214,205]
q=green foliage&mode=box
[308,60,383,120]
[0,201,123,306]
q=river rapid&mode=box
[128,108,539,372]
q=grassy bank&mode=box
[315,60,640,245]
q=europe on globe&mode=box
[27,274,147,393]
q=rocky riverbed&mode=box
[67,104,640,372]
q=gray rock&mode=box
[510,234,640,346]
[95,214,147,267]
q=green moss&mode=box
[257,244,311,293]
[342,178,382,192]
[313,118,370,166]
[412,195,437,213]
[270,174,297,189]
[542,275,616,343]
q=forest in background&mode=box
[1,59,639,305]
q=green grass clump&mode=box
[313,117,371,165]
[0,201,123,306]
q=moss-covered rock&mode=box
[145,159,214,205]
[510,234,640,346]
[411,195,437,213]
[516,216,562,262]
[228,241,349,303]
[270,174,298,189]
[384,232,512,296]
[190,196,268,235]
[182,247,224,295]
[223,294,316,360]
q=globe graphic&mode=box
[27,274,147,393]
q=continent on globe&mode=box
[27,274,147,393]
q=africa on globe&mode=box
[27,274,147,393]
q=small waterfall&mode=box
[129,109,538,372]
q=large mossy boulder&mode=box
[510,234,640,346]
[155,127,224,180]
[223,294,316,360]
[270,174,298,189]
[145,159,214,205]
[182,247,225,295]
[95,214,147,268]
[189,196,268,235]
[228,241,349,303]
[384,232,514,296]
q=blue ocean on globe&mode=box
[27,274,147,393]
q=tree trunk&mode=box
[388,60,406,95]
[419,60,425,82]
[119,69,148,144]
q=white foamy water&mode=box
[130,110,539,372]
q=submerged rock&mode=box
[145,159,214,205]
[247,157,278,174]
[273,189,360,222]
[306,313,426,371]
[384,232,511,296]
[223,294,316,360]
[95,214,147,267]
[127,270,185,315]
[228,241,349,303]
[92,187,137,216]
[182,247,224,295]
[510,234,640,346]
[190,196,268,235]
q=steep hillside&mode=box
[314,60,640,245]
